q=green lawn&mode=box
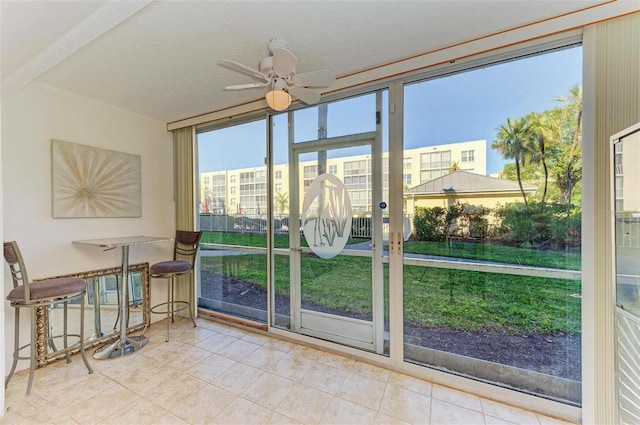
[201,231,367,249]
[403,240,581,270]
[202,231,581,270]
[402,264,580,334]
[200,231,581,335]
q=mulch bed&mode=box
[200,271,581,381]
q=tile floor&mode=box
[2,317,574,425]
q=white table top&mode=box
[73,236,171,248]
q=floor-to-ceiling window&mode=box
[402,44,583,404]
[197,118,269,323]
[194,39,582,408]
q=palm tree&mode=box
[526,112,560,212]
[555,84,582,217]
[274,191,289,218]
[491,117,534,216]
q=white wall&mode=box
[2,81,174,374]
[1,101,5,414]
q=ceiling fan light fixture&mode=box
[223,39,335,109]
[265,78,291,111]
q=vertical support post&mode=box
[120,245,130,343]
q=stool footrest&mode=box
[150,300,191,316]
[14,334,83,361]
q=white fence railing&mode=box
[199,214,402,239]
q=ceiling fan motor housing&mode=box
[259,57,275,78]
[267,38,288,53]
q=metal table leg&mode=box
[86,277,107,341]
[93,245,148,359]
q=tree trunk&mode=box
[539,136,548,212]
[515,160,529,217]
[541,160,548,212]
[565,107,582,218]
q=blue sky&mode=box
[199,45,582,175]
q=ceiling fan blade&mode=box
[219,59,268,82]
[272,48,297,77]
[225,82,270,90]
[292,69,336,87]
[289,85,321,105]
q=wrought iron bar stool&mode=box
[4,241,93,394]
[145,231,202,342]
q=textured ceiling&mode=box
[1,0,612,124]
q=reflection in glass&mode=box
[36,263,149,366]
[614,127,640,317]
[199,249,268,323]
[82,271,145,338]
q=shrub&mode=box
[494,201,581,249]
[459,204,490,239]
[413,204,492,241]
[413,206,447,241]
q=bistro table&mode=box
[73,236,171,359]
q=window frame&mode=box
[193,32,587,421]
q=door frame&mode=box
[288,131,385,353]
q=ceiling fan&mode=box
[221,39,335,111]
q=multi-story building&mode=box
[199,140,486,216]
[614,128,640,248]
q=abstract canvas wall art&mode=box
[51,140,142,218]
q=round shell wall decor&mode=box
[301,174,352,259]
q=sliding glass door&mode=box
[197,119,269,323]
[195,40,583,407]
[401,45,583,405]
[288,133,384,352]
